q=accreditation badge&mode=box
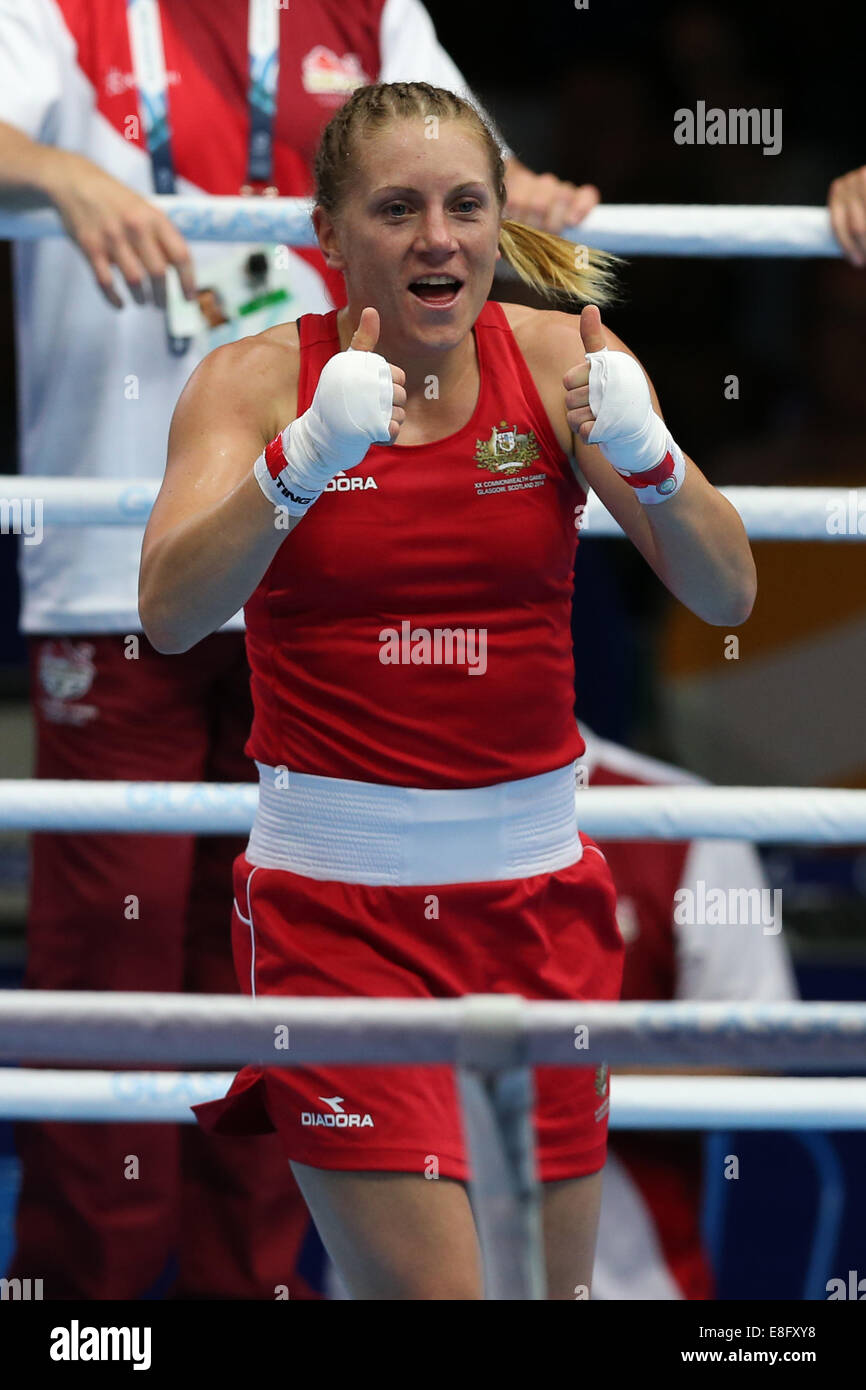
[165,243,333,351]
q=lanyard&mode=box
[245,0,281,193]
[126,0,281,194]
[126,0,281,352]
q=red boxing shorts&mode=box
[194,833,624,1182]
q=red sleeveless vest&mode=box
[244,300,587,788]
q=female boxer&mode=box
[139,81,755,1300]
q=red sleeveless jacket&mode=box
[244,300,587,788]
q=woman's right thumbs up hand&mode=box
[254,307,407,518]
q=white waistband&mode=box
[246,763,582,886]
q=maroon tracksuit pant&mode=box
[8,633,318,1299]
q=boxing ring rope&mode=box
[0,198,842,258]
[5,994,866,1067]
[4,1069,866,1131]
[1,780,865,840]
[2,478,863,539]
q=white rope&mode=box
[0,478,160,525]
[582,487,866,542]
[609,1076,866,1130]
[2,780,865,841]
[0,779,257,833]
[2,479,862,539]
[572,787,866,843]
[0,199,840,258]
[1,1069,862,1129]
[1,993,865,1068]
[0,1069,235,1121]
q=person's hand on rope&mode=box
[504,157,599,233]
[46,149,197,307]
[828,165,866,267]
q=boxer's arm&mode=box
[515,304,754,626]
[139,337,298,654]
[140,310,404,653]
[565,311,756,627]
[574,416,756,628]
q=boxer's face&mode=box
[317,118,502,357]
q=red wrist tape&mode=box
[619,451,679,493]
[264,433,287,480]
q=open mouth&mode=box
[408,275,464,307]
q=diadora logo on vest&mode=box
[301,1096,375,1128]
[475,421,540,475]
[324,470,378,493]
[301,46,370,100]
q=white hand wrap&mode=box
[254,348,394,516]
[585,347,686,504]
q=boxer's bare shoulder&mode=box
[176,321,302,448]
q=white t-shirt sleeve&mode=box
[674,838,799,1003]
[0,0,64,140]
[378,0,513,157]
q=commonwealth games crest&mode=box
[475,420,540,475]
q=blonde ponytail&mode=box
[498,219,622,305]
